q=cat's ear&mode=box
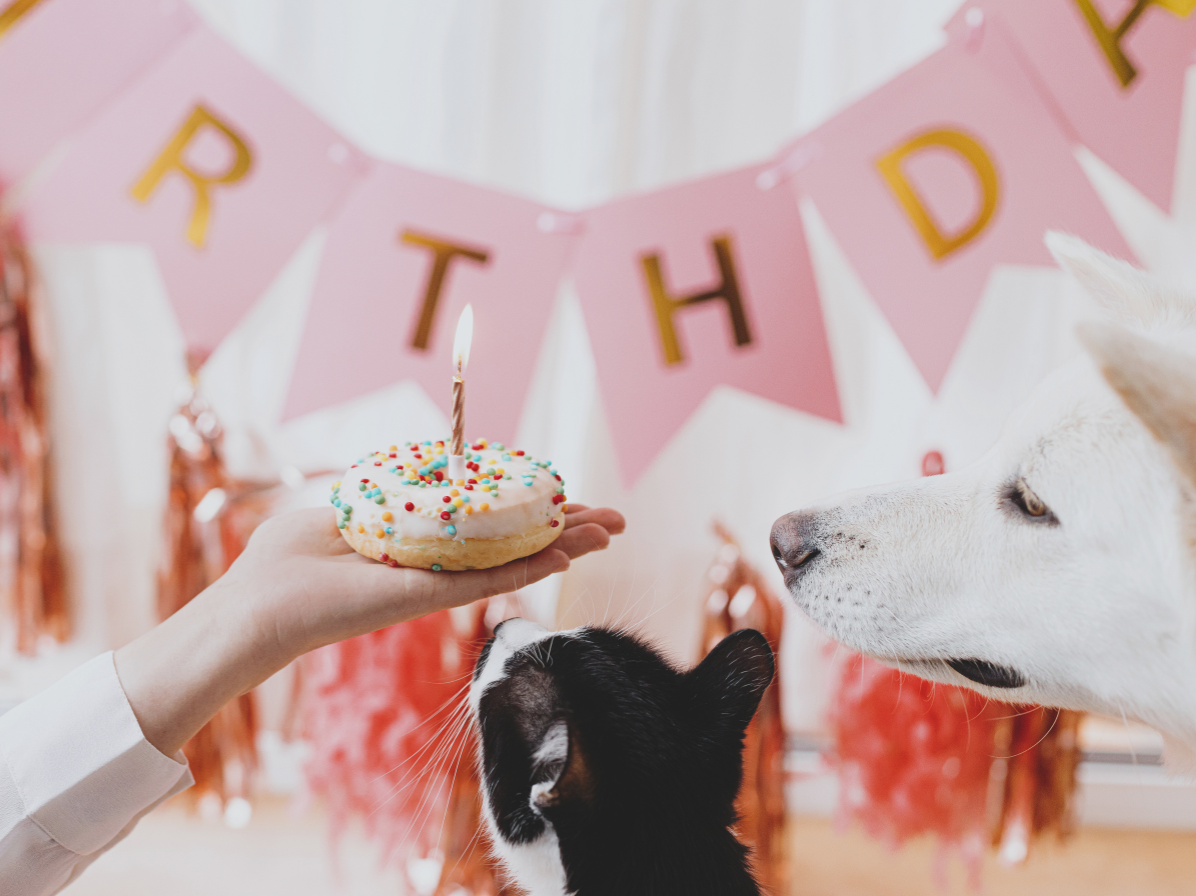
[532,721,594,812]
[688,629,775,740]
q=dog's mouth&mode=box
[876,656,1026,690]
[945,657,1026,689]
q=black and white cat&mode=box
[469,617,775,896]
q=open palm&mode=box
[218,503,626,658]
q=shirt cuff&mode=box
[0,651,192,855]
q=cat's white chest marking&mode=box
[489,828,571,896]
[473,621,574,896]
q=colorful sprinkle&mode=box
[382,511,393,522]
[432,564,442,571]
[441,511,451,520]
[480,503,490,511]
[405,502,415,511]
[446,525,457,536]
[551,519,560,528]
[375,529,385,538]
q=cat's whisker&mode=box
[363,680,474,783]
[390,707,477,856]
[427,718,478,861]
[374,713,473,855]
[366,694,474,814]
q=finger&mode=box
[554,522,612,559]
[563,503,590,515]
[421,548,571,612]
[562,506,625,535]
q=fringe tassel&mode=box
[0,219,67,653]
[829,658,1082,879]
[700,522,790,895]
[158,373,273,804]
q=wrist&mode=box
[197,571,297,693]
[115,576,291,757]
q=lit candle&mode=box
[448,304,473,482]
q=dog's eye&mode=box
[1010,479,1051,520]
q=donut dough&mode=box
[333,439,567,571]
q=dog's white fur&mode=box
[780,233,1196,768]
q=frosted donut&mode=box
[331,439,567,571]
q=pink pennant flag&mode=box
[571,164,841,486]
[790,28,1132,394]
[0,0,197,185]
[948,0,1196,213]
[20,26,367,355]
[282,162,580,443]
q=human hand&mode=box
[223,503,626,663]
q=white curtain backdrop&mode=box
[4,0,1195,740]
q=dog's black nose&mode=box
[770,512,820,577]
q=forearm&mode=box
[113,576,288,757]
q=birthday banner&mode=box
[2,0,1193,484]
[0,0,196,185]
[790,26,1132,393]
[283,161,580,442]
[572,163,840,484]
[947,0,1196,213]
[20,25,367,355]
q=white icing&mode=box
[332,441,566,545]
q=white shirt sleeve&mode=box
[0,651,194,896]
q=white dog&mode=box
[770,233,1196,767]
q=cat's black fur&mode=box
[473,623,775,896]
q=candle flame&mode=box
[453,304,473,373]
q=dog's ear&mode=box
[1046,232,1194,327]
[1078,322,1196,488]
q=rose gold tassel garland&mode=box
[158,366,279,808]
[0,218,67,653]
[700,523,790,895]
